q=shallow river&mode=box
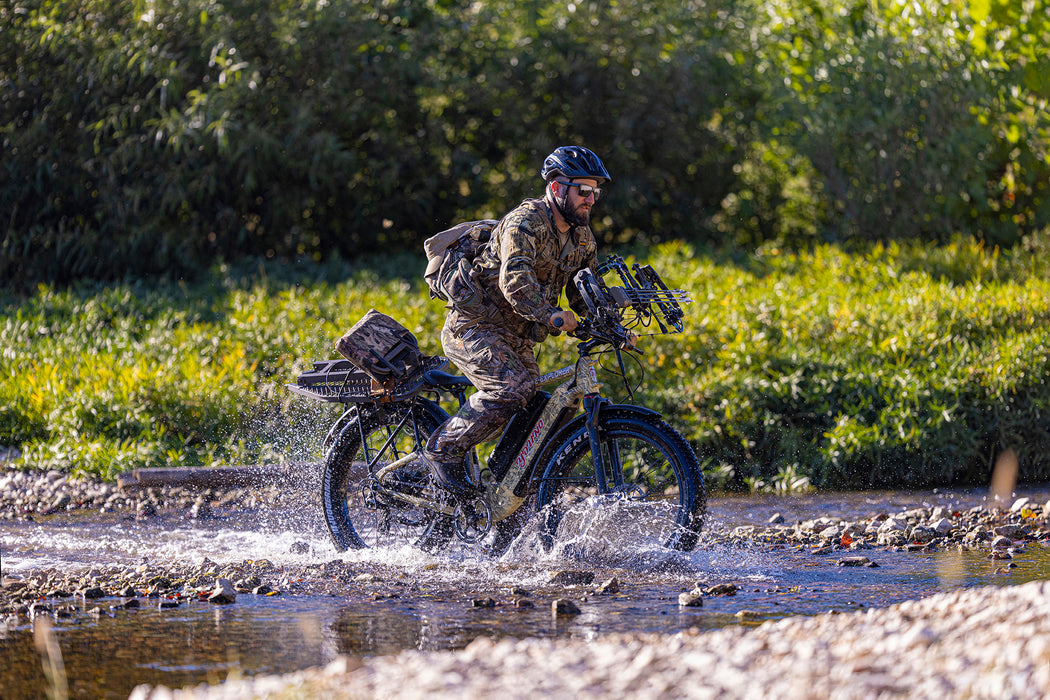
[3,485,1050,698]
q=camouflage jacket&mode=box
[469,198,598,341]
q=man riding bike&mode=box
[419,145,612,498]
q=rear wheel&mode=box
[321,400,454,551]
[535,411,705,553]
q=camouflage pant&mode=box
[424,312,539,463]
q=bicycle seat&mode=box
[423,369,473,388]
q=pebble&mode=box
[130,580,1050,699]
[552,599,581,616]
[6,468,1050,699]
[677,592,703,607]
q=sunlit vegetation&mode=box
[4,241,1050,490]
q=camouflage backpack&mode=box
[335,309,424,385]
[423,219,498,308]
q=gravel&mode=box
[128,580,1050,699]
[4,466,1050,699]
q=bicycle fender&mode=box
[517,404,664,497]
[322,406,359,453]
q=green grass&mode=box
[3,240,1050,489]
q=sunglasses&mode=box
[559,181,603,201]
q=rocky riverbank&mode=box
[4,467,1050,698]
[3,468,1050,617]
[130,579,1050,699]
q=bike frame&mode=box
[359,343,616,525]
[485,350,603,522]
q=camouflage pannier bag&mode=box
[335,309,425,385]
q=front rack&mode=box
[288,355,450,404]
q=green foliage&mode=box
[0,254,446,480]
[4,242,1050,491]
[639,237,1050,490]
[3,0,1048,290]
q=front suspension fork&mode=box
[583,395,622,494]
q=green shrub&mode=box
[3,0,1047,290]
[4,241,1050,490]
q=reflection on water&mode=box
[2,485,1050,698]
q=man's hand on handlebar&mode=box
[549,309,578,333]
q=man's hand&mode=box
[549,309,578,333]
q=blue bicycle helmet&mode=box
[541,146,611,183]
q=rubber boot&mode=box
[420,452,477,499]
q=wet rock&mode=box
[768,512,785,524]
[678,592,703,608]
[988,550,1013,561]
[471,598,496,608]
[817,525,841,540]
[1010,497,1030,512]
[902,507,928,522]
[878,531,908,547]
[595,577,619,595]
[909,526,937,544]
[507,587,531,597]
[158,600,180,609]
[837,556,877,568]
[552,599,581,616]
[549,570,595,586]
[878,517,906,534]
[1,578,25,592]
[207,578,237,604]
[993,524,1027,540]
[252,585,273,596]
[704,583,738,596]
[80,586,106,600]
[990,535,1013,550]
[931,518,953,534]
[513,598,534,609]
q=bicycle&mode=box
[288,256,706,555]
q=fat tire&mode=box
[321,400,452,551]
[535,409,706,552]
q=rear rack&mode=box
[288,355,450,404]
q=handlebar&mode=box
[552,312,632,349]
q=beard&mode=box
[557,196,591,227]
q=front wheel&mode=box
[535,410,706,553]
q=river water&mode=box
[3,485,1050,698]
